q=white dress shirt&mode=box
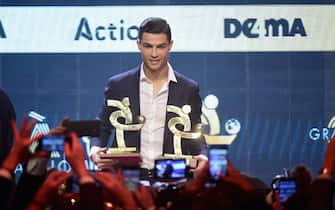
[140,63,177,169]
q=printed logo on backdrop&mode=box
[0,19,6,39]
[224,18,307,38]
[308,116,335,142]
[74,17,139,41]
[201,94,241,145]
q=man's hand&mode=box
[90,146,115,169]
[190,154,208,177]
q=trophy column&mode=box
[163,104,203,166]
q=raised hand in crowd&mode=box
[0,116,37,177]
[321,136,335,179]
[95,170,138,210]
[64,132,105,210]
[64,132,94,183]
[190,155,208,178]
[0,116,38,210]
[219,161,254,191]
[271,191,281,210]
[305,136,335,210]
[27,170,72,210]
[133,184,156,210]
[182,161,209,196]
[48,117,69,136]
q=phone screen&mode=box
[40,135,65,152]
[209,145,228,180]
[278,179,296,203]
[154,159,186,179]
[123,168,140,190]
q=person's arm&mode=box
[2,117,37,175]
[219,162,254,192]
[179,161,209,197]
[132,185,156,210]
[307,136,335,210]
[65,132,94,183]
[26,170,72,210]
[79,182,104,210]
[1,117,51,210]
[64,132,104,210]
[9,117,53,210]
[94,170,138,210]
[307,178,334,210]
[13,151,50,210]
[12,170,47,210]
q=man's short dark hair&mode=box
[139,17,171,42]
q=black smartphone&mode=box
[277,178,296,203]
[39,135,65,152]
[123,168,141,190]
[208,144,228,180]
[63,120,100,137]
[154,158,187,179]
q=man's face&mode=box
[137,32,173,73]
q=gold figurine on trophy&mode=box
[106,97,145,154]
[164,104,203,165]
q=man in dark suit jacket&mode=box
[91,17,207,172]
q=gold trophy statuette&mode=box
[106,97,145,154]
[164,104,203,166]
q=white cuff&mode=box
[89,146,101,157]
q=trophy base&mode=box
[204,134,237,145]
[98,147,140,168]
[106,147,137,154]
[100,152,141,167]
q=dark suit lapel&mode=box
[126,67,141,151]
[128,67,141,118]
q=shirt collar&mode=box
[140,62,177,83]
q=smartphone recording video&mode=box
[209,144,228,180]
[40,135,65,152]
[154,159,186,179]
[277,178,296,203]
